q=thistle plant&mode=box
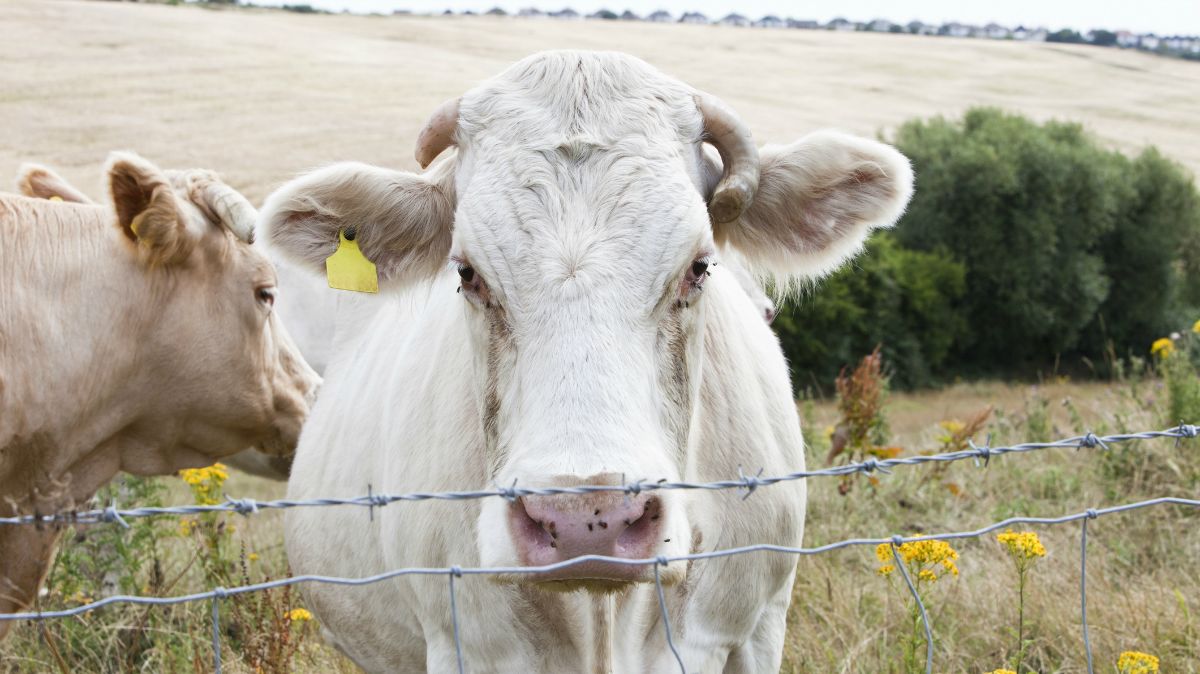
[996,530,1046,673]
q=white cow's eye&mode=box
[256,286,276,307]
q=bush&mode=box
[887,107,1200,380]
[775,233,966,390]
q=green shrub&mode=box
[791,107,1200,384]
[775,233,966,390]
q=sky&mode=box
[254,0,1200,35]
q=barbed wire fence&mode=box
[2,424,1197,674]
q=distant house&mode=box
[717,13,750,27]
[941,22,972,38]
[679,11,707,24]
[754,15,785,29]
[549,7,580,19]
[517,7,545,17]
[619,9,639,20]
[867,19,894,32]
[826,17,855,31]
[1140,34,1160,50]
[788,19,819,29]
[485,7,507,16]
[984,22,1010,39]
[1115,30,1139,48]
[646,9,673,22]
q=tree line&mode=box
[775,108,1200,391]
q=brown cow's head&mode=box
[103,153,319,469]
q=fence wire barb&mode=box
[2,425,1194,527]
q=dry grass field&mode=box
[2,1,1199,672]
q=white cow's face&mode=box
[452,156,712,485]
[262,50,915,590]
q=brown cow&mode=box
[0,153,320,636]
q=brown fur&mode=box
[0,155,318,634]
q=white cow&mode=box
[263,51,912,672]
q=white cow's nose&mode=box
[508,480,667,583]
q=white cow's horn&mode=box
[198,180,257,243]
[415,97,461,169]
[696,92,760,224]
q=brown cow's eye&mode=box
[691,260,709,277]
[458,266,475,283]
[257,287,276,307]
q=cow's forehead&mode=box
[459,51,703,146]
[450,52,714,303]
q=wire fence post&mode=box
[1080,513,1096,674]
[654,557,687,674]
[210,587,226,674]
[448,566,465,674]
[890,538,933,674]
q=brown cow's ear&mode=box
[712,131,914,285]
[16,164,96,204]
[106,152,194,265]
[260,152,456,289]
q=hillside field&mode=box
[1,2,1198,672]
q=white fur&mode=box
[263,50,912,672]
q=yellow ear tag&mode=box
[325,229,378,293]
[48,195,63,202]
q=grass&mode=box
[783,377,1199,673]
[2,377,1196,672]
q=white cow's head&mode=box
[262,51,912,589]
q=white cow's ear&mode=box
[16,163,95,204]
[712,131,914,284]
[260,154,456,288]
[107,152,195,266]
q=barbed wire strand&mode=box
[449,567,465,674]
[4,496,1198,673]
[654,558,687,674]
[3,426,1194,528]
[1081,515,1095,674]
[211,589,224,674]
[889,540,933,674]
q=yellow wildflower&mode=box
[178,463,229,506]
[286,608,313,622]
[1150,337,1175,358]
[986,670,1017,674]
[875,543,893,563]
[178,519,194,536]
[1117,651,1160,674]
[248,552,259,562]
[874,539,959,584]
[997,530,1046,560]
[1193,319,1200,334]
